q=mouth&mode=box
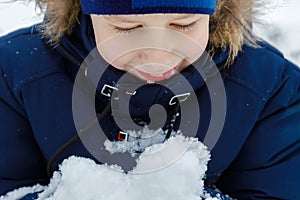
[135,66,177,82]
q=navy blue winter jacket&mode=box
[0,14,300,199]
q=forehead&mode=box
[103,14,198,22]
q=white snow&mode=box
[0,1,43,36]
[0,134,223,200]
[104,127,178,154]
[0,185,45,200]
[253,0,300,65]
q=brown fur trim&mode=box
[37,0,81,43]
[209,0,262,66]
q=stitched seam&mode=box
[0,25,41,45]
[14,69,65,94]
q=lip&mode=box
[135,67,177,81]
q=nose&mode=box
[141,49,174,66]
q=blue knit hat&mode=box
[80,0,217,15]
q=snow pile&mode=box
[1,134,223,200]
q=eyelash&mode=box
[112,26,140,35]
[112,22,198,35]
[171,22,198,32]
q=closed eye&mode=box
[112,25,143,35]
[170,21,198,32]
[112,21,198,35]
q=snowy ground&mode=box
[0,0,299,65]
[253,0,300,65]
[0,1,43,35]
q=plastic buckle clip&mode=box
[117,131,128,141]
[125,89,137,96]
[169,92,191,106]
[101,84,119,98]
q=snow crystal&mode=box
[0,185,45,200]
[104,127,177,153]
[201,192,220,200]
[0,133,224,200]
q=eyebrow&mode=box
[104,14,197,23]
[167,14,196,20]
[104,16,139,23]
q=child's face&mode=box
[91,14,209,81]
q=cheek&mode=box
[175,27,209,70]
[94,30,139,69]
[100,50,140,71]
[112,53,138,68]
[189,26,209,50]
[182,25,209,64]
[92,25,109,45]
